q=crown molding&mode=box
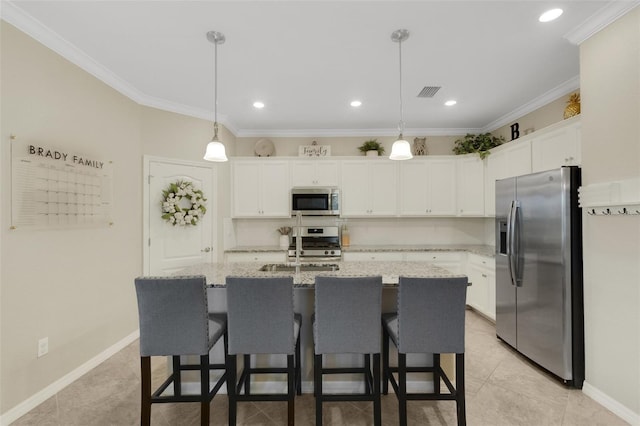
[565,1,640,45]
[482,76,579,133]
[0,1,238,135]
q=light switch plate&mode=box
[38,337,48,357]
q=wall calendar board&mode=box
[11,140,113,229]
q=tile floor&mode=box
[13,310,627,425]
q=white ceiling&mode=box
[2,1,636,137]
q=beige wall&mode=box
[492,92,580,142]
[140,107,235,263]
[0,22,143,413]
[580,8,640,417]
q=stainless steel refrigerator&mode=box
[495,166,584,387]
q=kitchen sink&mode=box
[259,263,340,272]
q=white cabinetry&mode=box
[342,252,404,262]
[232,160,290,218]
[485,140,531,216]
[465,254,496,320]
[225,251,286,263]
[344,251,464,274]
[341,160,398,217]
[291,160,339,186]
[404,251,464,274]
[531,118,581,172]
[456,155,485,216]
[399,158,456,216]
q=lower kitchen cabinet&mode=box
[225,251,286,263]
[404,251,464,274]
[343,251,464,274]
[342,251,404,262]
[465,253,496,320]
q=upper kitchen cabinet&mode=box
[531,117,581,172]
[485,140,531,216]
[341,160,398,217]
[291,159,339,187]
[399,158,456,216]
[456,155,485,216]
[232,159,290,218]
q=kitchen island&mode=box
[178,260,465,287]
[178,261,466,393]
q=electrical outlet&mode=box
[37,337,48,358]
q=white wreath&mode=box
[161,180,207,226]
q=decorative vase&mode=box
[366,150,379,157]
[564,93,581,119]
[279,235,290,249]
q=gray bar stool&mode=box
[382,276,468,426]
[225,276,301,426]
[134,276,227,426]
[313,276,383,426]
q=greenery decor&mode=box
[358,139,385,155]
[452,133,505,159]
[161,180,207,226]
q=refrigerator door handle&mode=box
[506,200,517,286]
[513,201,523,287]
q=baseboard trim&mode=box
[582,381,639,425]
[1,329,140,426]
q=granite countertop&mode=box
[342,245,496,258]
[178,261,465,288]
[225,244,495,258]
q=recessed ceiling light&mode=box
[253,101,265,109]
[350,100,362,107]
[539,8,563,23]
[445,100,457,106]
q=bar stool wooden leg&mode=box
[243,354,251,395]
[456,353,466,426]
[296,333,302,395]
[314,354,323,426]
[287,354,295,426]
[140,356,151,426]
[398,352,407,426]
[227,354,237,426]
[382,325,389,395]
[200,354,210,426]
[365,354,371,394]
[373,353,382,426]
[434,353,441,396]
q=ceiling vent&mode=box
[417,86,441,98]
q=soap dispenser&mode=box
[341,224,350,247]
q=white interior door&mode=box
[146,159,216,275]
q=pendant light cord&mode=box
[213,39,219,139]
[398,37,404,136]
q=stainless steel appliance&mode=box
[288,226,341,260]
[495,166,584,387]
[291,187,340,216]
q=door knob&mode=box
[201,247,212,253]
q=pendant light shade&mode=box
[389,29,412,161]
[203,31,228,162]
[389,138,412,160]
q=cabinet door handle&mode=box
[482,274,487,278]
[201,247,212,252]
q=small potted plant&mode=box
[452,133,505,159]
[358,139,385,156]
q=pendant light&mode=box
[389,29,413,161]
[203,31,228,162]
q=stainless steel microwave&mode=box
[291,187,340,216]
